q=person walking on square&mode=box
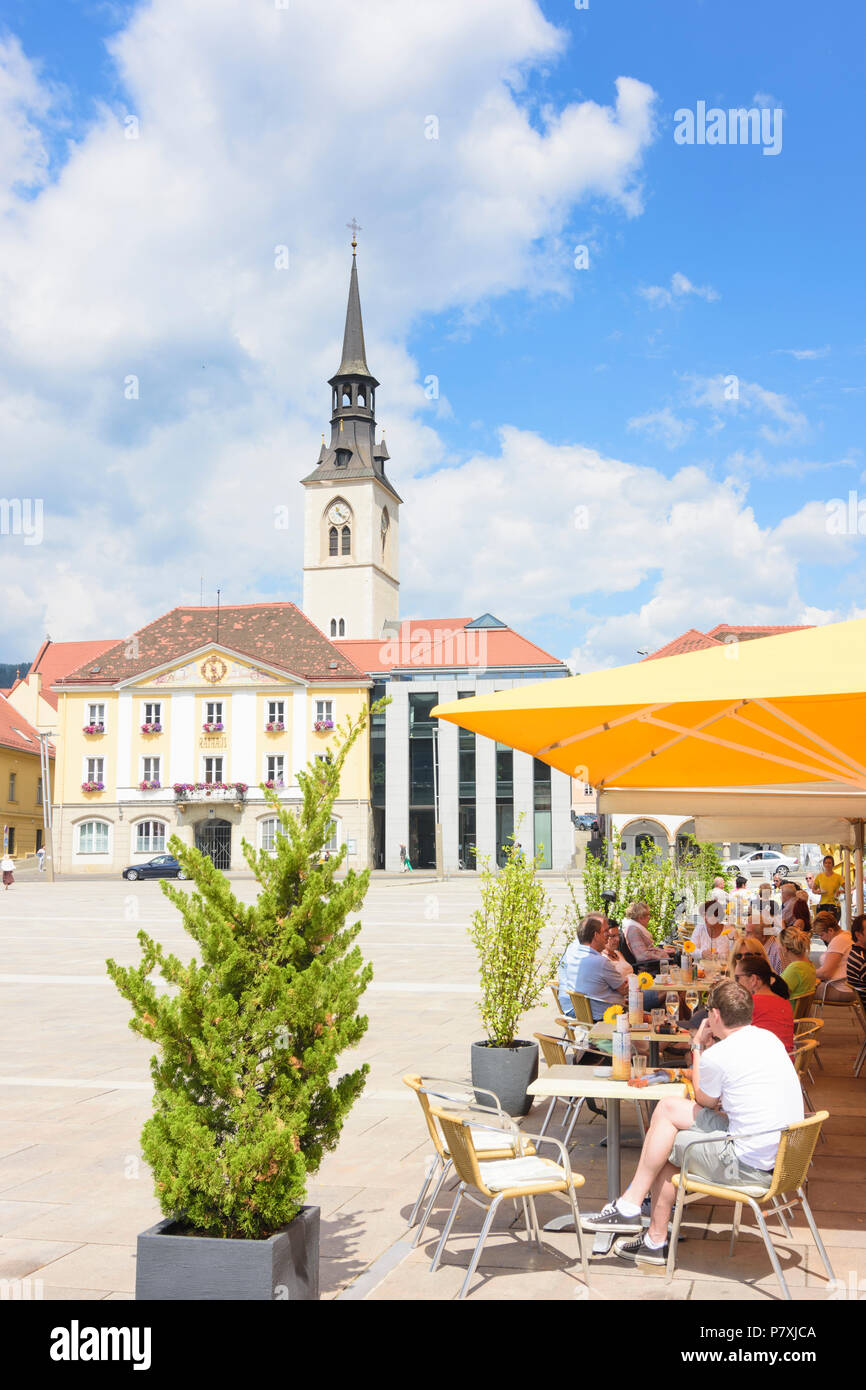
[1,853,14,889]
[399,843,412,872]
[36,845,45,873]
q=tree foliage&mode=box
[469,829,561,1047]
[107,705,378,1239]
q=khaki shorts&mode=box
[669,1108,773,1189]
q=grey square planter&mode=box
[135,1206,319,1301]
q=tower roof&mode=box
[332,254,374,380]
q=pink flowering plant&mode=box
[81,780,105,792]
[83,724,105,735]
[202,722,224,733]
[139,780,161,791]
[313,719,335,732]
[141,723,162,734]
[265,722,286,732]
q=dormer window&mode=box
[335,448,350,468]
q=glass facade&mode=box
[370,684,386,869]
[495,741,514,867]
[533,757,552,869]
[457,691,476,869]
[409,693,438,868]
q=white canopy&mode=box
[597,783,866,847]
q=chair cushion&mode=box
[468,1127,523,1154]
[673,1175,774,1199]
[478,1156,566,1192]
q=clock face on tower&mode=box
[328,502,350,525]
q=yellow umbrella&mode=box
[432,616,866,792]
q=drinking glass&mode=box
[665,991,680,1024]
[685,988,700,1013]
[651,1007,665,1032]
[631,1054,647,1080]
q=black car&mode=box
[122,855,188,882]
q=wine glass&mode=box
[665,991,680,1025]
[685,988,699,1014]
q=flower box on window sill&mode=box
[141,723,162,734]
[81,781,105,792]
[173,782,247,802]
[83,724,105,735]
[313,720,335,732]
[265,722,286,732]
[262,779,286,790]
[202,723,224,733]
[139,781,161,791]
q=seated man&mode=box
[558,914,629,1019]
[580,979,803,1267]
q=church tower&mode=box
[301,237,401,641]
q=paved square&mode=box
[0,874,862,1300]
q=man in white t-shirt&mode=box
[580,978,803,1267]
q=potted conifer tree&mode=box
[468,830,561,1115]
[107,708,375,1301]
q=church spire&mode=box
[334,244,373,379]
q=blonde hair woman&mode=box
[778,926,817,1002]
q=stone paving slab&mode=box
[0,877,863,1301]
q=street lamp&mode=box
[38,731,55,883]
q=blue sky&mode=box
[0,0,863,667]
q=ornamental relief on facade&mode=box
[148,656,282,687]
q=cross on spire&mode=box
[346,218,362,254]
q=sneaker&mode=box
[580,1201,643,1235]
[614,1232,669,1266]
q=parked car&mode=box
[721,848,799,879]
[571,812,597,831]
[122,855,188,882]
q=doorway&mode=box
[195,818,231,870]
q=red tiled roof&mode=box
[0,695,52,757]
[642,630,723,661]
[29,639,120,709]
[644,623,815,662]
[335,618,565,674]
[705,624,812,642]
[54,604,368,688]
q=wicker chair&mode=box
[567,990,596,1026]
[665,1111,833,1300]
[428,1107,591,1300]
[402,1075,534,1248]
[792,990,815,1021]
[792,1018,824,1081]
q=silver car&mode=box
[722,848,799,879]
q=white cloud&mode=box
[0,0,660,652]
[399,426,824,668]
[627,406,694,448]
[774,346,830,360]
[638,270,719,308]
[685,374,809,444]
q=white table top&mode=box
[528,1064,688,1102]
[653,978,713,992]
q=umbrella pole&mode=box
[856,821,865,917]
[843,846,853,929]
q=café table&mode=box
[527,1065,688,1253]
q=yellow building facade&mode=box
[51,605,371,875]
[0,697,49,860]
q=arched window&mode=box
[332,389,337,411]
[330,619,337,637]
[357,387,366,408]
[329,526,338,556]
[341,388,351,406]
[260,817,280,854]
[77,821,110,854]
[136,820,166,853]
[338,618,345,637]
[341,525,351,555]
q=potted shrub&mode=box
[468,830,561,1115]
[106,707,375,1301]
